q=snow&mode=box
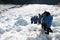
[0,4,60,40]
[0,4,16,11]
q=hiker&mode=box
[31,16,34,24]
[34,15,38,24]
[41,11,46,29]
[41,11,53,35]
[38,14,42,24]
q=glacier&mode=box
[0,4,60,40]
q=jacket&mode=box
[42,15,53,28]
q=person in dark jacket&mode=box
[31,16,34,24]
[34,16,38,24]
[38,14,42,24]
[41,11,53,35]
[41,11,46,29]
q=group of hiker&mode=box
[31,11,53,35]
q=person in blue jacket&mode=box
[31,16,34,24]
[41,11,53,35]
[34,16,38,24]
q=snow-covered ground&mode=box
[0,4,21,14]
[0,4,60,40]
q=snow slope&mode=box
[0,4,60,40]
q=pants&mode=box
[31,21,33,24]
[34,21,37,24]
[38,20,41,24]
[46,28,53,34]
[42,23,53,35]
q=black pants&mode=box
[46,28,53,34]
[42,23,47,31]
[34,21,37,24]
[43,23,53,35]
[31,21,33,24]
[38,20,41,24]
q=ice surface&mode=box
[0,4,60,40]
